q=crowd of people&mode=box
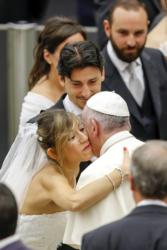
[0,0,167,249]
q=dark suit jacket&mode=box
[102,46,167,141]
[2,240,30,250]
[82,205,167,250]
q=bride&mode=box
[0,109,129,250]
[19,16,86,131]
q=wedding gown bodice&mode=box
[17,212,67,250]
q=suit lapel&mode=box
[141,50,161,119]
[49,94,66,110]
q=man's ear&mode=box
[43,49,52,64]
[47,148,58,161]
[130,175,135,191]
[91,119,100,137]
[103,19,111,38]
[58,75,65,88]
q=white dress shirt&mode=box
[63,95,82,116]
[137,199,167,207]
[107,41,145,91]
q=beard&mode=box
[110,35,146,63]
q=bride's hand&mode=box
[106,147,130,190]
[121,147,130,180]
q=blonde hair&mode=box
[37,109,79,165]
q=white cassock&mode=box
[63,131,144,249]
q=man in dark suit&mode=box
[82,140,167,250]
[101,0,167,141]
[29,40,104,177]
[94,0,162,49]
[0,183,30,250]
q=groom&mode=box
[29,40,104,176]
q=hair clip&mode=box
[38,136,43,142]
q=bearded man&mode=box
[101,0,167,141]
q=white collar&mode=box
[0,235,19,248]
[100,131,133,156]
[137,199,167,207]
[107,41,141,72]
[63,95,82,116]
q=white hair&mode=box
[83,106,131,133]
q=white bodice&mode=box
[17,212,67,250]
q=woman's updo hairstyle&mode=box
[28,16,87,90]
[37,109,79,162]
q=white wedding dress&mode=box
[0,123,67,250]
[17,212,67,250]
[19,92,54,132]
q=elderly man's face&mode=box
[82,107,101,157]
[104,6,148,62]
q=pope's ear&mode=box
[91,119,100,137]
[130,175,135,191]
[47,148,58,161]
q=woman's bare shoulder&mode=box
[38,163,66,188]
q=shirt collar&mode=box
[100,131,133,156]
[137,199,167,207]
[63,95,82,116]
[0,235,19,248]
[107,41,141,72]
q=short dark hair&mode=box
[131,140,167,199]
[57,40,104,79]
[108,0,148,23]
[0,183,18,239]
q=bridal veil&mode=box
[0,123,47,209]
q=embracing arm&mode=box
[47,148,129,211]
